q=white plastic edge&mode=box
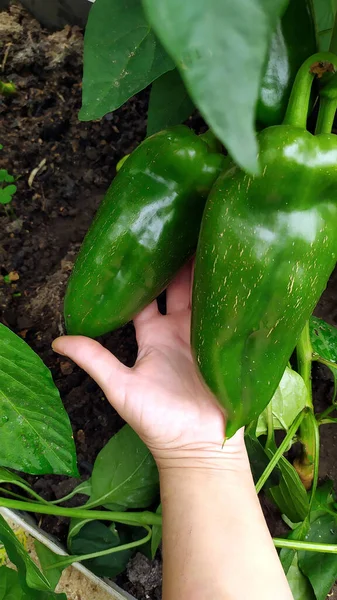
[0,508,136,600]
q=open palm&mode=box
[53,262,245,465]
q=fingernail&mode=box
[52,338,65,355]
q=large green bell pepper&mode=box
[64,126,224,337]
[257,0,317,127]
[192,53,337,439]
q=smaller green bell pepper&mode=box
[64,126,224,337]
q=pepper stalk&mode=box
[292,59,337,489]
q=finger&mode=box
[166,260,193,314]
[52,336,128,412]
[133,299,159,326]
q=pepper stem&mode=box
[283,52,337,129]
[315,72,337,134]
[294,322,316,490]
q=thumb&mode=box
[52,336,129,413]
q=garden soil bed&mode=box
[1,2,337,598]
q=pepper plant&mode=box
[3,0,337,599]
[0,146,17,210]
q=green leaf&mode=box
[310,480,335,517]
[299,513,337,600]
[67,518,93,548]
[69,521,140,578]
[151,504,162,558]
[244,434,280,489]
[0,515,66,599]
[310,316,337,366]
[286,554,315,600]
[310,316,337,398]
[0,466,31,488]
[0,323,78,476]
[142,0,287,174]
[0,566,30,600]
[0,185,17,205]
[312,0,337,50]
[267,454,309,523]
[34,542,63,592]
[89,424,159,509]
[80,0,174,121]
[147,69,194,136]
[257,368,307,436]
[0,170,14,184]
[280,520,310,575]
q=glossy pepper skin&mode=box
[192,53,337,439]
[64,126,224,337]
[257,0,316,127]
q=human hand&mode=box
[53,262,248,471]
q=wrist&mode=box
[154,434,251,475]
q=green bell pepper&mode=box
[192,52,337,439]
[257,0,317,127]
[64,126,224,337]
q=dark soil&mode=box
[1,2,337,599]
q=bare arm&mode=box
[53,262,292,600]
[159,455,292,600]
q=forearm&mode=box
[159,459,293,600]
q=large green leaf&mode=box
[0,324,78,476]
[0,566,30,600]
[69,521,140,578]
[88,424,159,510]
[299,513,337,600]
[147,69,194,136]
[80,0,174,121]
[0,515,66,599]
[142,0,287,174]
[280,521,310,575]
[244,434,280,489]
[34,542,63,592]
[280,481,337,579]
[312,0,337,50]
[257,368,307,436]
[286,554,315,600]
[151,504,162,558]
[267,455,309,523]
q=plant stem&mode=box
[315,72,337,134]
[308,410,320,510]
[0,488,28,502]
[48,526,152,570]
[0,483,51,506]
[317,403,337,422]
[255,410,306,494]
[315,96,337,133]
[294,322,317,489]
[319,417,337,425]
[273,538,337,553]
[265,400,274,451]
[0,498,162,526]
[284,52,337,128]
[296,322,313,407]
